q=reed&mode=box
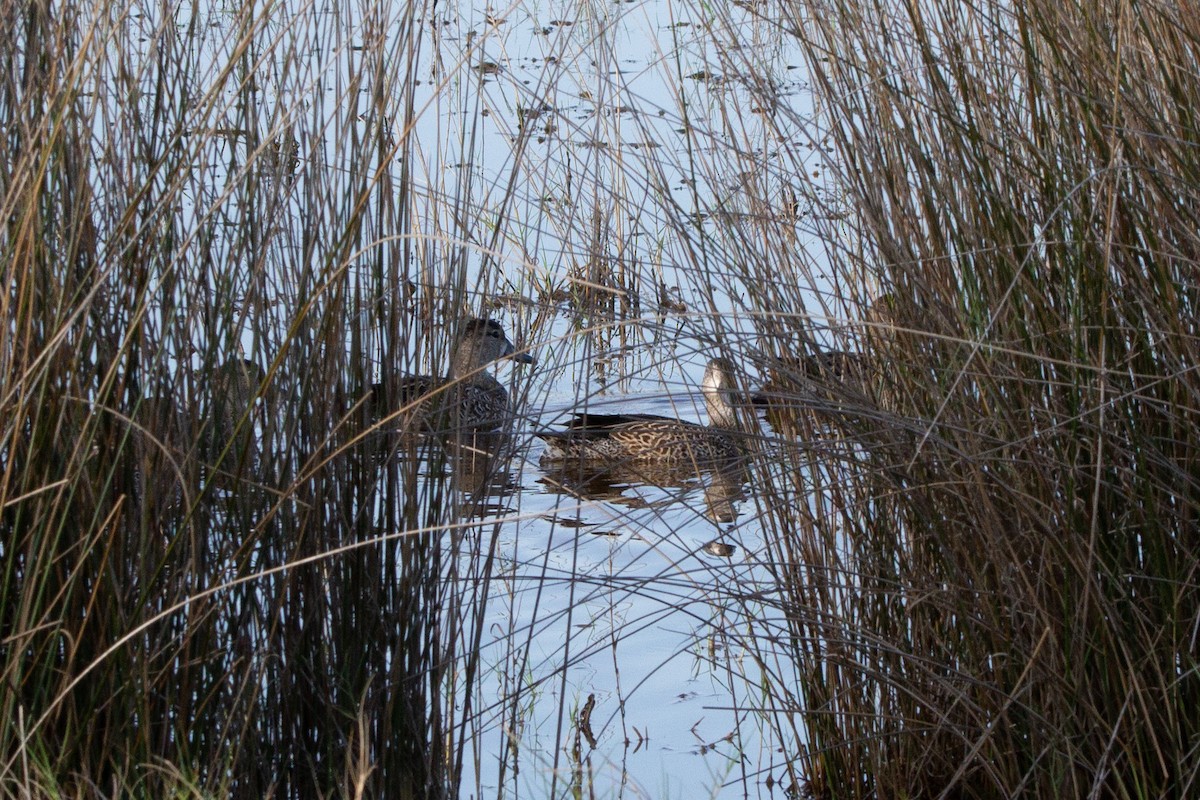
[0,1,540,796]
[741,0,1200,795]
[10,0,1197,794]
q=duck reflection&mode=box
[538,457,746,524]
[443,431,521,519]
[361,426,523,522]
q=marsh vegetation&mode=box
[3,0,1199,796]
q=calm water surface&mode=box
[439,359,801,797]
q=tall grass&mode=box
[0,1,536,795]
[741,0,1200,795]
[9,0,1199,794]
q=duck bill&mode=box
[502,341,536,364]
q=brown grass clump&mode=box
[0,3,526,796]
[758,0,1200,796]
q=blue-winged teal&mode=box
[751,349,887,435]
[373,318,535,432]
[538,358,746,464]
[752,350,863,406]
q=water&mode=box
[87,0,826,794]
[432,359,798,797]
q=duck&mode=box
[371,318,535,432]
[752,350,864,406]
[537,358,746,464]
[750,348,893,437]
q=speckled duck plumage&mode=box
[751,350,872,434]
[752,350,863,402]
[373,318,535,432]
[538,358,746,464]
